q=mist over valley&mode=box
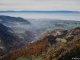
[0,12,80,60]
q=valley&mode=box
[0,15,80,60]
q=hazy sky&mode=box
[0,0,80,11]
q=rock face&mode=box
[37,29,67,40]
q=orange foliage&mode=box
[6,38,49,60]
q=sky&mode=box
[0,0,80,11]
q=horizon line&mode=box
[0,10,80,13]
[0,10,80,11]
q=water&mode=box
[0,12,80,21]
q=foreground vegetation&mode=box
[0,27,80,60]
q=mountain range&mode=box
[0,10,80,13]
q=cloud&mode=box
[0,0,80,11]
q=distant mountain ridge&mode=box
[0,10,80,13]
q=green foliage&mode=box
[66,35,74,41]
[16,57,30,60]
[35,56,43,60]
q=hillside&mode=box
[0,23,26,53]
[0,15,30,24]
[0,15,38,43]
[0,15,80,43]
[0,15,31,32]
[0,27,80,60]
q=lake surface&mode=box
[0,12,80,21]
